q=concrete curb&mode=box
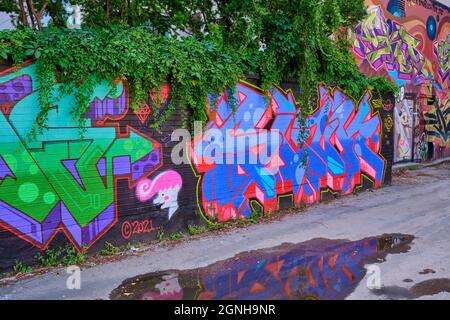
[392,156,450,171]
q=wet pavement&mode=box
[371,278,450,299]
[0,163,448,300]
[110,234,414,300]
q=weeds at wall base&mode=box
[13,260,32,275]
[156,228,165,242]
[35,248,62,268]
[99,242,122,256]
[403,165,421,171]
[187,224,209,236]
[63,245,87,265]
[169,232,185,241]
[32,245,88,269]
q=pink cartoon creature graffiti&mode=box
[136,170,182,219]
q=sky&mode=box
[438,0,450,6]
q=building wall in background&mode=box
[0,12,14,30]
[352,0,450,162]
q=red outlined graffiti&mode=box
[121,219,160,240]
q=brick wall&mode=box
[0,62,393,270]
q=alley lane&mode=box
[1,163,449,300]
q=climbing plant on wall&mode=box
[0,0,398,140]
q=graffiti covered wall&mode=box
[0,63,393,270]
[0,63,201,270]
[191,82,392,222]
[352,0,450,162]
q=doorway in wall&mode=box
[394,97,415,163]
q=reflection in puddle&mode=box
[110,234,414,300]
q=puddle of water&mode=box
[110,234,414,300]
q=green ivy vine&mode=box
[0,0,398,143]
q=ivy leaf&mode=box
[0,1,396,147]
[24,49,34,56]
